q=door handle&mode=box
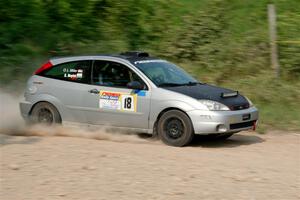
[88,89,100,94]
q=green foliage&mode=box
[276,0,300,78]
[162,1,227,63]
[0,0,299,130]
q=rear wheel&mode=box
[30,102,61,125]
[158,110,194,147]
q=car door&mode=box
[83,60,151,129]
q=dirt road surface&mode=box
[0,131,299,200]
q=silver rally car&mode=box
[20,51,258,146]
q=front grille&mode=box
[230,103,250,111]
[230,120,255,130]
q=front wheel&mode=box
[157,110,194,147]
[30,102,62,125]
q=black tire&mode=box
[30,102,62,125]
[157,110,194,147]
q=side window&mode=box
[42,60,91,83]
[92,60,147,89]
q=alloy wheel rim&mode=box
[38,108,53,124]
[164,117,184,139]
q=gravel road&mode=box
[0,129,299,200]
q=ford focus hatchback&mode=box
[20,52,258,146]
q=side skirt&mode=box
[62,121,153,135]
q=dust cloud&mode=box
[0,90,155,144]
[0,90,25,130]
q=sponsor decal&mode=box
[99,91,137,112]
[63,68,84,80]
[77,69,83,78]
[64,73,77,80]
[134,60,167,64]
[134,90,146,97]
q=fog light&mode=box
[217,124,227,132]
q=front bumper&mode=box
[187,107,259,134]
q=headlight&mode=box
[245,96,253,107]
[198,100,230,111]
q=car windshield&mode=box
[134,60,199,87]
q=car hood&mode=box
[163,84,250,110]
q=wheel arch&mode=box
[28,93,66,120]
[153,107,194,135]
[29,101,56,114]
[29,101,63,123]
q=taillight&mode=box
[34,61,53,75]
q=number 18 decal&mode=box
[121,95,136,112]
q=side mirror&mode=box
[127,81,144,90]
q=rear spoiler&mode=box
[221,91,238,98]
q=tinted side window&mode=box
[92,60,147,89]
[42,60,91,84]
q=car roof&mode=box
[49,52,159,66]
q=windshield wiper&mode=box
[157,83,183,87]
[178,81,200,86]
[158,81,202,87]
